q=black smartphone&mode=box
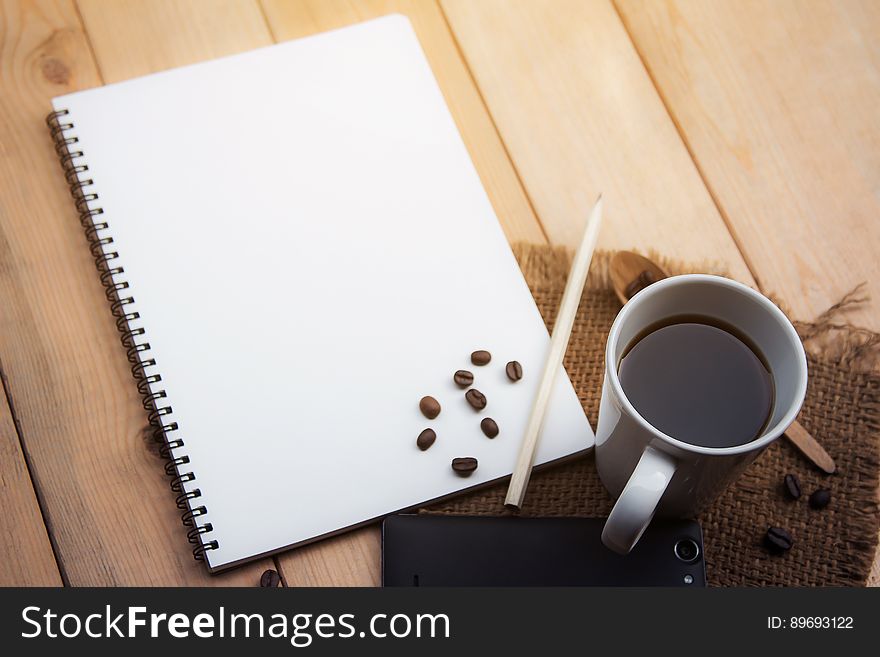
[382,514,706,587]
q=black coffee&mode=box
[618,315,773,448]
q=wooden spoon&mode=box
[609,251,668,306]
[609,250,835,474]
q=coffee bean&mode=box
[764,527,793,554]
[624,270,657,300]
[480,418,499,438]
[260,569,281,587]
[451,457,478,476]
[809,488,831,510]
[465,388,487,410]
[471,350,491,366]
[419,396,441,419]
[454,370,474,388]
[417,428,436,451]
[505,360,523,382]
[783,473,801,500]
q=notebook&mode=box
[48,15,594,572]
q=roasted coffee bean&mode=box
[624,270,657,300]
[451,457,478,476]
[471,350,492,366]
[417,428,436,451]
[454,370,474,388]
[809,488,832,509]
[783,473,802,500]
[465,389,487,410]
[260,569,281,587]
[764,527,793,554]
[505,360,523,382]
[419,395,441,419]
[480,418,499,438]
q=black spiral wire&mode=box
[46,110,219,562]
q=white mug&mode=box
[596,274,807,554]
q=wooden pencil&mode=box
[505,195,603,509]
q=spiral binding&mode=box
[46,109,218,563]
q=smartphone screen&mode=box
[382,515,706,587]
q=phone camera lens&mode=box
[674,538,700,563]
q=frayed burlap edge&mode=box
[511,243,729,291]
[513,242,880,374]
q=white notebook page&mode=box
[53,15,594,571]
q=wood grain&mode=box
[615,0,880,330]
[440,0,751,285]
[0,377,62,585]
[77,0,271,81]
[0,0,268,585]
[281,527,382,587]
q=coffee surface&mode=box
[618,317,773,448]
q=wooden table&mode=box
[1,0,877,586]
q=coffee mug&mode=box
[596,274,807,554]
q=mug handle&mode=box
[601,446,677,554]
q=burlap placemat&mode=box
[421,243,880,586]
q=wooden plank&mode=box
[0,0,268,584]
[0,374,62,586]
[258,0,550,585]
[615,0,880,585]
[281,528,382,587]
[77,0,271,81]
[615,0,880,330]
[439,0,752,286]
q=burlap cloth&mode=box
[421,244,880,586]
